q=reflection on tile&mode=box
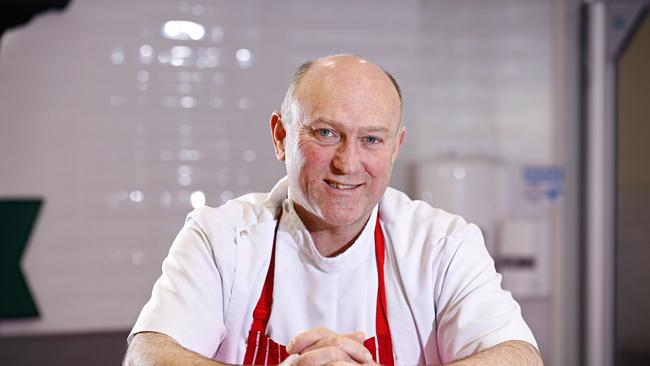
[191,4,205,16]
[210,97,224,109]
[139,44,153,64]
[111,47,124,65]
[162,20,205,41]
[137,70,149,82]
[171,57,185,67]
[160,191,172,208]
[129,190,144,202]
[243,149,256,162]
[179,149,200,161]
[210,26,224,42]
[139,44,153,57]
[158,51,171,64]
[180,96,196,108]
[177,190,190,205]
[178,175,192,186]
[178,164,192,186]
[235,48,252,68]
[191,71,203,82]
[453,167,466,180]
[238,97,251,110]
[197,47,219,68]
[177,165,191,176]
[190,190,206,209]
[130,249,144,266]
[171,45,192,58]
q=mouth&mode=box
[324,179,363,190]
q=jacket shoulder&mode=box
[185,191,280,237]
[380,187,474,244]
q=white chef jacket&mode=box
[129,177,537,365]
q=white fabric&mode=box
[129,177,537,365]
[269,199,379,344]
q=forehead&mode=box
[295,58,401,131]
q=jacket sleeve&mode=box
[434,223,538,363]
[128,209,230,358]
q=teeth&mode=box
[327,181,357,189]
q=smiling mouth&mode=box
[325,180,363,190]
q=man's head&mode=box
[271,54,406,232]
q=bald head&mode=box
[280,55,403,130]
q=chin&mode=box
[318,206,369,227]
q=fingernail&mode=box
[286,338,294,353]
[284,354,299,366]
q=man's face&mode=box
[272,57,405,231]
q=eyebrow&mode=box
[310,118,392,135]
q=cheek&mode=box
[364,153,393,179]
[298,144,331,173]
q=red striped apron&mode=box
[242,214,395,365]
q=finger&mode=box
[287,327,336,354]
[293,346,353,366]
[301,336,373,364]
[345,331,365,344]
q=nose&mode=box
[331,139,362,175]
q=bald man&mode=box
[124,55,543,366]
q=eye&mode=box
[363,136,382,144]
[316,129,334,137]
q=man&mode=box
[124,54,543,365]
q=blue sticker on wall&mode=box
[522,166,564,206]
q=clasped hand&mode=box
[284,327,377,366]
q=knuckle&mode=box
[316,327,331,337]
[332,336,345,348]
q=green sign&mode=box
[0,199,42,318]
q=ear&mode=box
[391,126,406,164]
[270,111,287,161]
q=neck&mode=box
[292,205,372,258]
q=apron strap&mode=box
[249,221,280,333]
[373,214,395,366]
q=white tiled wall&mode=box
[0,1,561,361]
